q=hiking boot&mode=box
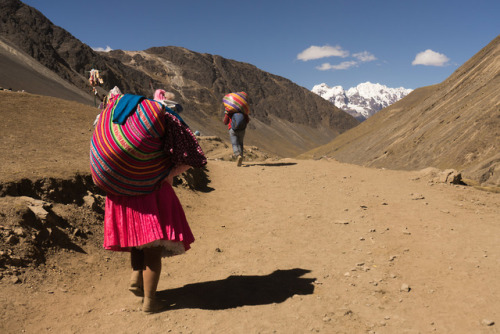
[237,155,243,167]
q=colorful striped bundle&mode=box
[90,96,172,196]
[223,92,250,115]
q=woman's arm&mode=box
[223,113,230,125]
[163,164,191,185]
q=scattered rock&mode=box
[411,193,425,200]
[13,227,25,236]
[82,195,95,208]
[435,169,463,185]
[482,319,495,326]
[27,205,49,221]
[400,283,411,292]
[6,235,19,245]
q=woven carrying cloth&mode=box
[90,95,206,196]
[223,92,250,115]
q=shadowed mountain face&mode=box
[302,35,500,187]
[0,0,358,157]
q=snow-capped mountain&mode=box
[312,82,413,121]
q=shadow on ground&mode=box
[243,162,297,167]
[157,268,315,310]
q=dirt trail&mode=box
[1,158,499,333]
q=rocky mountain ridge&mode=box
[312,82,413,121]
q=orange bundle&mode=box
[223,92,250,114]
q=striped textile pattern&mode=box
[90,95,172,196]
[223,92,250,114]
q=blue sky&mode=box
[22,0,500,90]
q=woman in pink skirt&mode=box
[90,90,206,313]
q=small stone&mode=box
[10,256,24,266]
[482,319,495,326]
[27,205,49,220]
[83,195,95,207]
[13,228,24,236]
[400,283,411,292]
[335,220,350,225]
[389,255,397,261]
[11,276,21,284]
[6,235,19,245]
[344,272,351,277]
[360,237,365,241]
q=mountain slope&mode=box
[104,47,359,156]
[302,35,500,187]
[0,0,358,157]
[312,82,413,121]
[0,36,94,105]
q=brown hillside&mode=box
[0,91,98,183]
[301,35,500,188]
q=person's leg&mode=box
[237,129,246,157]
[235,130,245,166]
[229,129,241,157]
[142,246,164,312]
[129,248,144,296]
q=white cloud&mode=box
[297,45,349,61]
[316,51,375,71]
[412,49,450,66]
[353,51,376,62]
[93,46,113,52]
[317,61,358,71]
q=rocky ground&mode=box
[1,91,499,333]
[1,158,499,333]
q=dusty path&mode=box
[1,159,499,333]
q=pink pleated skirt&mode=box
[103,182,194,257]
